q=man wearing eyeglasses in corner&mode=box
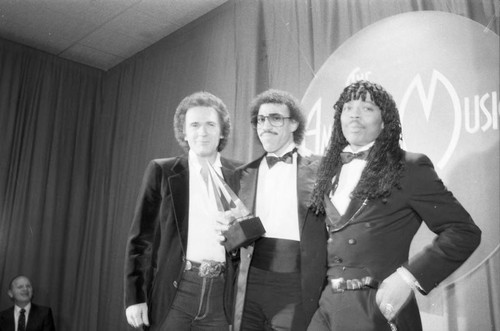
[232,89,327,331]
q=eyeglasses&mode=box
[254,114,292,127]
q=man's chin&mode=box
[263,147,280,154]
[193,148,217,158]
[260,138,276,148]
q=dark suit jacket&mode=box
[124,155,241,329]
[233,151,328,331]
[0,303,55,331]
[325,151,481,330]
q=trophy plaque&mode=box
[205,161,265,252]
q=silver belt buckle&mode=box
[330,278,346,292]
[198,260,225,278]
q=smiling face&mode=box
[256,103,298,155]
[184,106,222,161]
[8,276,33,307]
[340,95,384,151]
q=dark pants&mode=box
[307,287,422,331]
[308,288,390,331]
[241,266,306,331]
[159,268,229,331]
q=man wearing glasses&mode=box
[233,89,327,330]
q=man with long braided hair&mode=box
[307,80,481,331]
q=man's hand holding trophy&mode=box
[205,161,265,252]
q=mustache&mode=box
[259,130,277,135]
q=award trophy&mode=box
[205,161,265,252]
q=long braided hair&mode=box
[309,80,405,215]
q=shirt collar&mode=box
[344,141,375,153]
[188,150,222,174]
[15,302,31,314]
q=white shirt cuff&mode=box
[397,266,425,294]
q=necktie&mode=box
[266,149,295,169]
[19,308,26,331]
[340,149,370,164]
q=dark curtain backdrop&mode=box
[0,1,498,330]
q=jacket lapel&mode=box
[327,164,368,231]
[296,154,317,233]
[1,307,15,331]
[326,196,366,232]
[26,304,38,331]
[239,157,262,214]
[342,197,365,223]
[220,158,237,190]
[168,157,189,253]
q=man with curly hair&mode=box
[307,80,481,331]
[233,89,327,331]
[124,91,241,330]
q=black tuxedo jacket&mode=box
[124,155,241,329]
[233,151,328,330]
[325,151,481,329]
[0,303,55,331]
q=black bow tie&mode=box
[340,149,370,164]
[266,149,295,168]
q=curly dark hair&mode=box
[173,91,231,152]
[309,80,405,214]
[249,89,306,145]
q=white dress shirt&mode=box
[331,142,374,215]
[186,150,226,262]
[14,303,30,331]
[256,143,300,241]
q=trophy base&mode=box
[222,217,265,252]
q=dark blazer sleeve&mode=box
[0,307,14,331]
[404,153,481,293]
[37,305,56,331]
[124,160,164,307]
